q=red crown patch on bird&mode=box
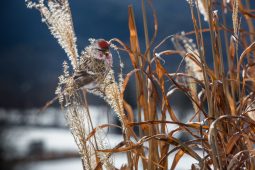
[98,40,110,50]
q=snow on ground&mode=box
[16,158,83,170]
[1,107,201,169]
[6,125,202,170]
[0,106,111,127]
[4,127,78,158]
[1,106,117,156]
[17,152,201,170]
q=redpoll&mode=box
[73,39,113,89]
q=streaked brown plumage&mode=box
[73,39,112,89]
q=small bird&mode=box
[73,39,113,89]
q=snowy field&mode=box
[1,107,200,170]
[17,153,201,170]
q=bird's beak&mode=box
[104,51,109,56]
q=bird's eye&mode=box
[96,48,103,52]
[97,48,109,55]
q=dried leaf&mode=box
[226,134,241,154]
[170,149,185,170]
[128,5,141,67]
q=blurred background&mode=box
[0,0,201,169]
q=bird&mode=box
[73,39,113,89]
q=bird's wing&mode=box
[73,70,95,88]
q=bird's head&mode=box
[92,39,112,66]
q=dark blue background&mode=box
[0,0,195,108]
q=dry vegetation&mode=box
[26,0,255,169]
